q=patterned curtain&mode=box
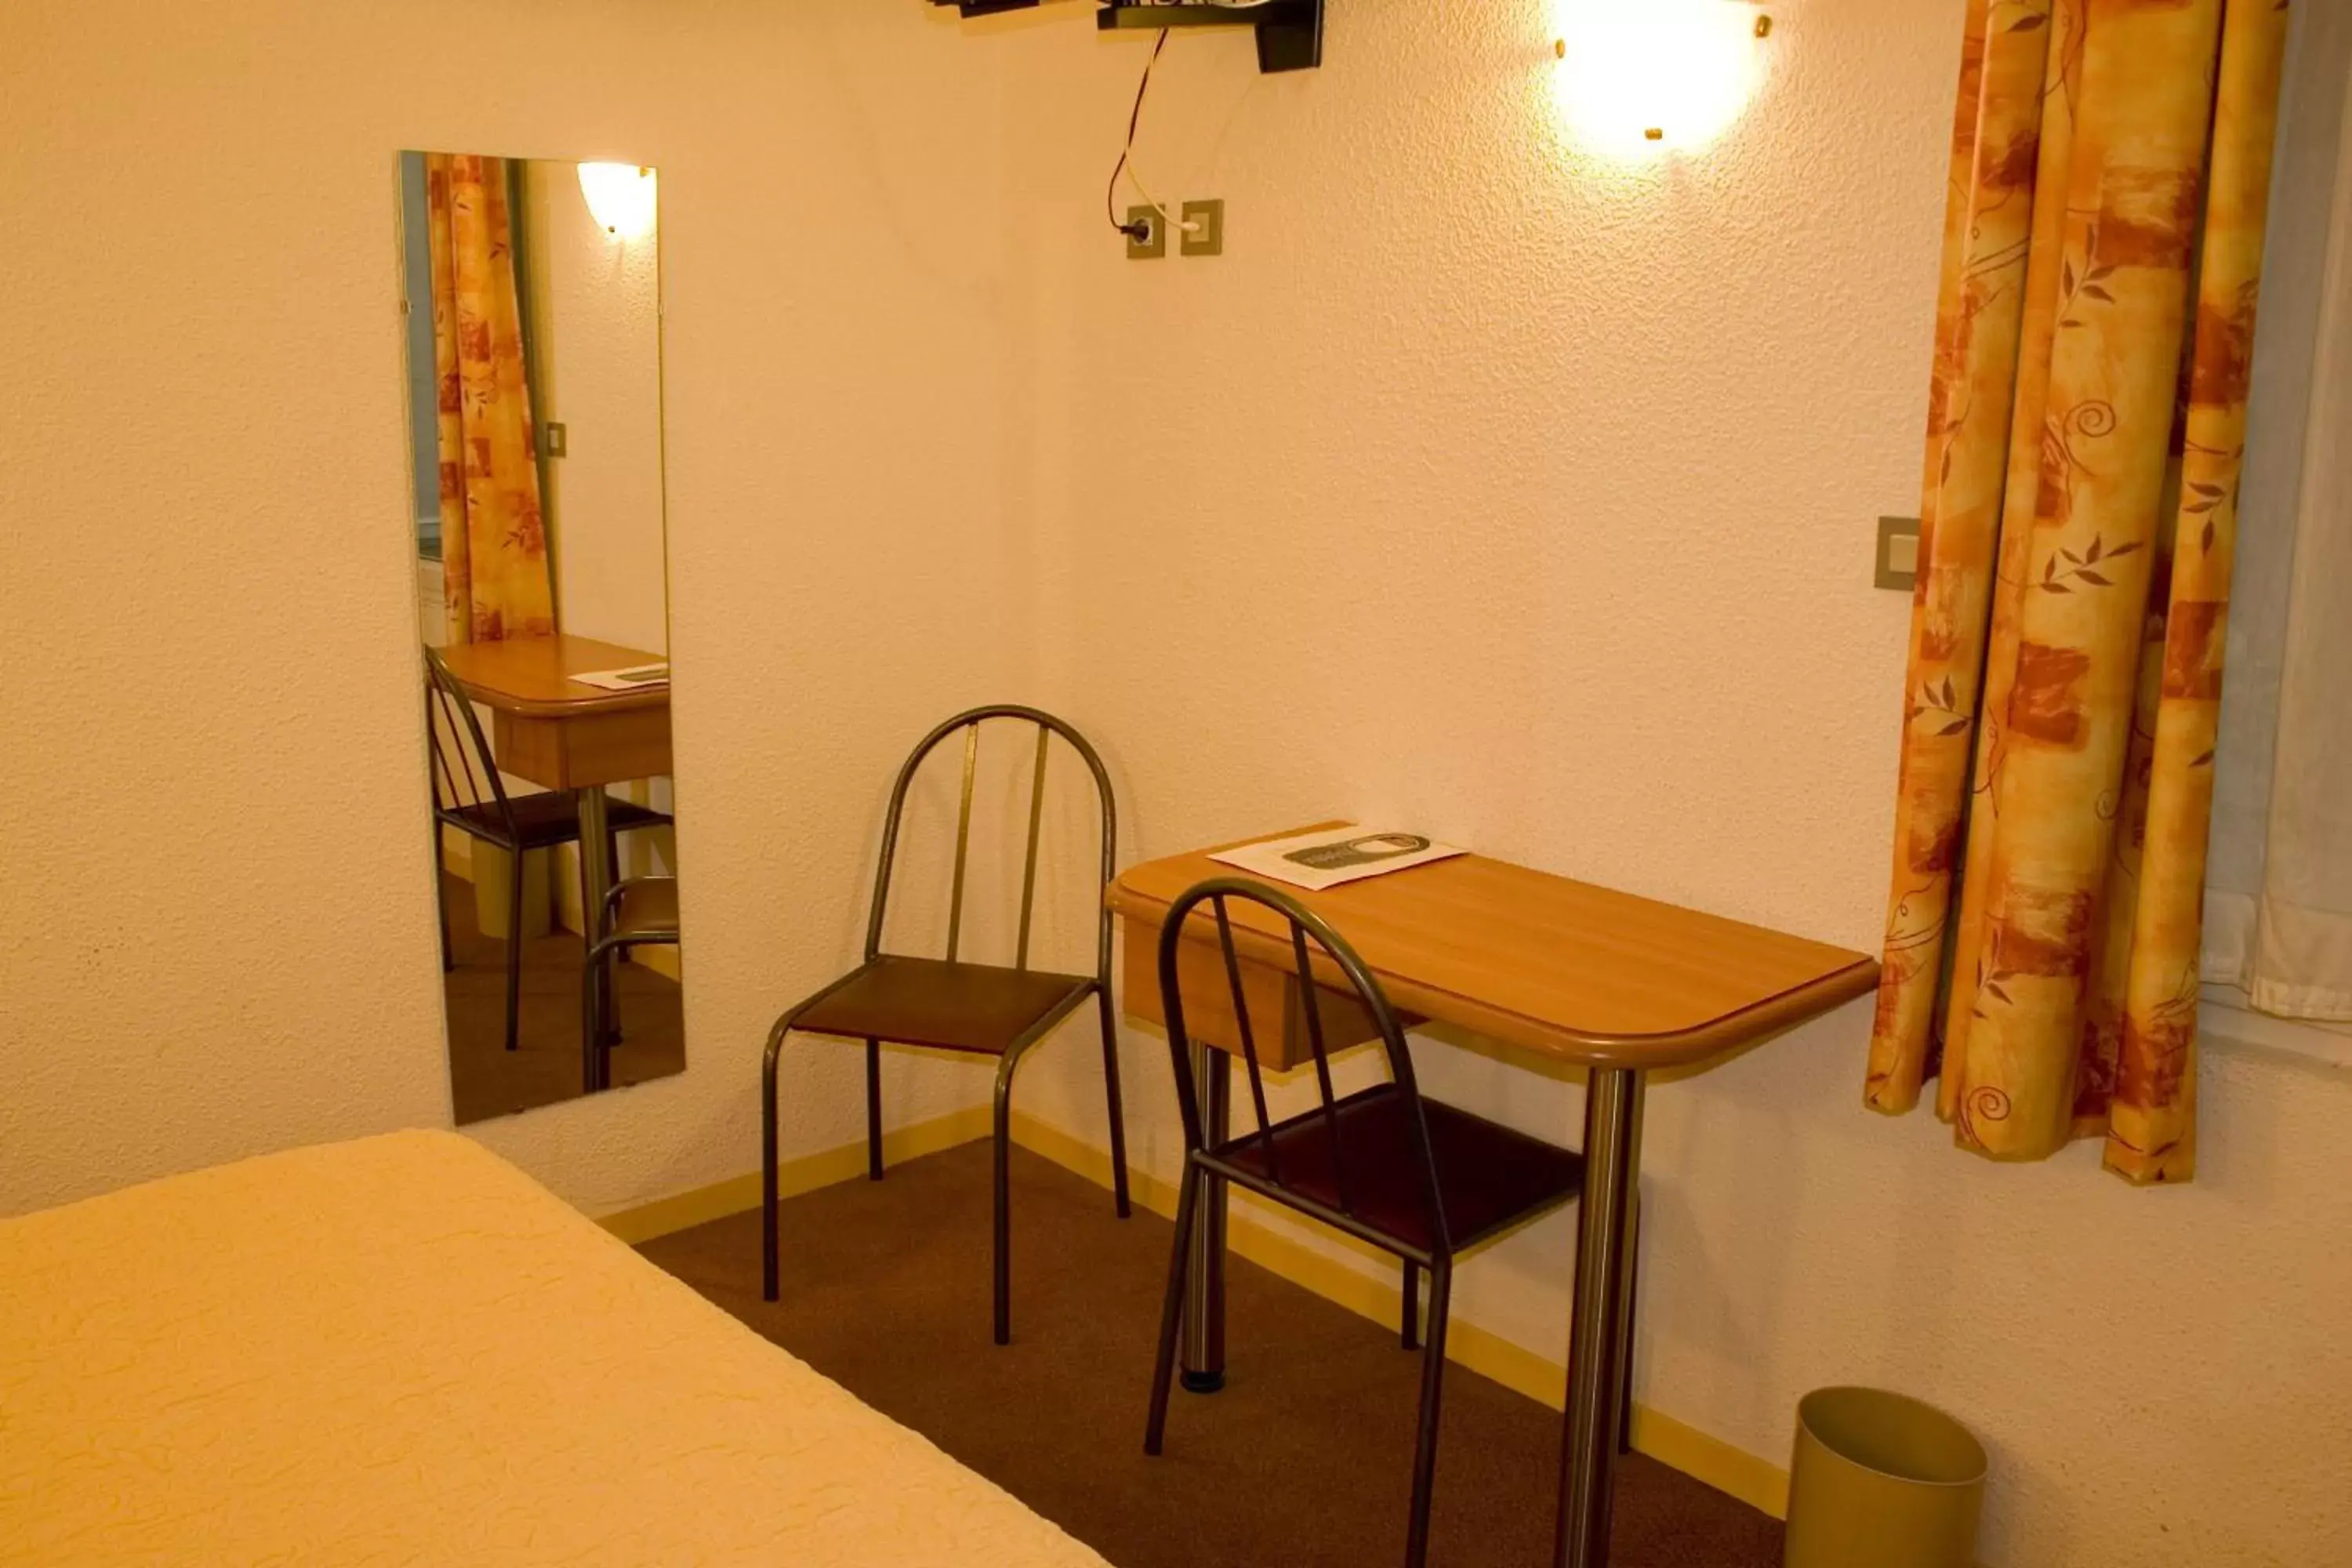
[1866,0,2292,1184]
[424,153,554,645]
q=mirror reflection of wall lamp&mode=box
[929,0,1324,74]
[577,163,658,240]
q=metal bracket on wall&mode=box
[928,0,1325,73]
[1095,0,1323,73]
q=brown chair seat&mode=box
[1218,1084,1586,1254]
[441,791,669,851]
[606,875,681,938]
[794,955,1094,1057]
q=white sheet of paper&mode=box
[1208,824,1466,892]
[568,663,670,692]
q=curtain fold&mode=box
[424,153,554,646]
[1867,0,2292,1184]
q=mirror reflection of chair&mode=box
[1141,877,1588,1568]
[423,647,670,1054]
[582,876,682,1093]
[760,706,1132,1345]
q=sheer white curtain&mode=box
[2205,8,2352,1023]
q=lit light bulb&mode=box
[576,162,658,240]
[1549,0,1763,158]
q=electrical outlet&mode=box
[1876,515,1920,591]
[1124,206,1167,260]
[1180,198,1225,257]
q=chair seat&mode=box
[1214,1084,1585,1254]
[441,793,670,851]
[793,956,1095,1057]
[607,877,681,939]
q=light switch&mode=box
[543,422,568,458]
[1876,516,1920,591]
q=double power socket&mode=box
[1126,198,1225,260]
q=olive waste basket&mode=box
[1783,1386,1986,1567]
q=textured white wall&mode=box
[989,5,2352,1567]
[5,3,2349,1566]
[0,0,1033,1216]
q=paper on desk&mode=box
[1209,824,1466,892]
[568,663,670,692]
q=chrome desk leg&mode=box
[1555,1068,1646,1568]
[577,786,615,1049]
[1180,1043,1230,1394]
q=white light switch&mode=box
[1876,516,1921,591]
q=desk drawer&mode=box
[493,706,673,791]
[1120,916,1388,1071]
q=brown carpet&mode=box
[641,1140,1781,1568]
[439,871,683,1124]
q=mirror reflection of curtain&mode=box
[424,153,554,645]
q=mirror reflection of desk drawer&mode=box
[1120,918,1395,1071]
[491,706,673,793]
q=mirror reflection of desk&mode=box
[1109,826,1878,1568]
[435,633,671,945]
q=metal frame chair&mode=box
[1142,877,1588,1568]
[582,876,682,1094]
[423,647,668,1054]
[761,705,1131,1345]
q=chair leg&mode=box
[761,1018,790,1303]
[991,1044,1025,1346]
[1619,1185,1641,1455]
[503,844,525,1052]
[1404,1259,1454,1568]
[580,938,604,1094]
[1144,1160,1203,1457]
[603,949,625,1049]
[1096,988,1131,1218]
[433,825,452,973]
[1402,1259,1421,1351]
[865,1039,884,1181]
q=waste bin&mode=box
[1784,1386,1986,1568]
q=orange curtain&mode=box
[424,153,554,645]
[1866,0,2292,1183]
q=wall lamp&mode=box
[1550,0,1773,155]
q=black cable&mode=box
[1105,28,1171,239]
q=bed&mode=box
[0,1130,1112,1566]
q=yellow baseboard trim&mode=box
[1006,1112,1791,1519]
[597,1105,992,1246]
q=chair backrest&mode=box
[421,646,517,840]
[1156,877,1448,1254]
[863,706,1117,986]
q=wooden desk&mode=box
[436,634,672,1009]
[1109,827,1876,1568]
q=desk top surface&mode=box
[1109,826,1878,1071]
[436,634,669,718]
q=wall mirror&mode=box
[397,151,681,1124]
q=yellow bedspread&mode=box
[0,1131,1111,1566]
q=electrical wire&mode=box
[1105,28,1171,239]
